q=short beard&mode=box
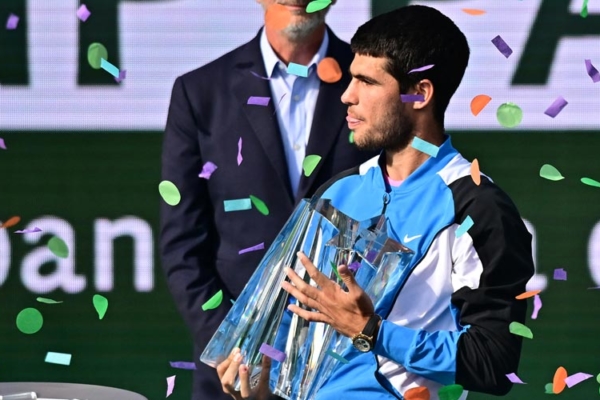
[283,10,326,42]
[355,105,413,152]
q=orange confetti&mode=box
[404,386,430,400]
[1,216,21,229]
[462,8,486,16]
[470,94,492,116]
[317,57,342,83]
[553,366,567,394]
[516,290,542,300]
[265,4,292,31]
[471,159,481,186]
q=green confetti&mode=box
[250,195,269,216]
[509,321,533,339]
[48,236,69,258]
[329,261,343,282]
[303,155,322,177]
[596,372,600,384]
[496,102,523,128]
[36,297,63,304]
[438,384,464,400]
[16,308,43,334]
[539,164,564,181]
[93,294,108,320]
[159,180,181,206]
[306,0,332,13]
[325,349,349,364]
[349,131,354,144]
[581,0,589,18]
[87,42,108,69]
[544,383,554,394]
[581,177,600,188]
[202,290,223,311]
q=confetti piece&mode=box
[317,57,342,83]
[159,180,181,206]
[48,236,69,258]
[115,69,127,83]
[411,137,439,157]
[581,177,600,188]
[532,295,542,319]
[259,343,286,362]
[303,155,322,177]
[239,242,265,255]
[325,349,349,364]
[1,216,21,228]
[585,59,600,83]
[76,4,91,22]
[93,294,108,319]
[470,95,492,116]
[565,372,593,388]
[544,383,553,394]
[202,290,223,311]
[506,372,526,384]
[401,94,425,102]
[408,64,434,74]
[15,227,42,233]
[265,4,292,31]
[198,161,218,179]
[349,131,354,143]
[287,62,309,78]
[553,268,567,281]
[516,290,541,299]
[491,35,513,58]
[330,261,343,282]
[6,13,19,30]
[540,164,564,181]
[438,384,464,400]
[509,321,533,339]
[87,42,108,69]
[404,386,430,400]
[0,138,6,149]
[470,159,481,186]
[37,297,63,304]
[237,137,243,166]
[45,352,72,366]
[224,198,252,212]
[166,375,176,397]
[496,103,523,128]
[462,9,486,16]
[348,261,361,273]
[247,96,271,106]
[170,361,197,370]
[597,372,600,384]
[553,367,567,394]
[16,308,43,334]
[544,96,568,118]
[455,216,474,238]
[306,0,332,13]
[581,0,589,17]
[100,58,119,78]
[250,195,270,216]
[250,71,271,80]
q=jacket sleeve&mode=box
[373,179,534,395]
[160,76,232,349]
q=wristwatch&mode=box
[351,314,382,352]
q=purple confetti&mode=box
[348,261,361,273]
[169,361,197,370]
[6,13,19,30]
[553,268,567,281]
[544,96,568,118]
[531,294,542,320]
[247,96,271,106]
[198,161,218,179]
[408,64,434,74]
[400,94,425,103]
[237,138,243,166]
[585,59,600,83]
[250,71,272,80]
[239,242,265,255]
[259,343,286,363]
[0,138,6,150]
[565,372,593,388]
[15,227,42,234]
[76,4,91,22]
[273,93,287,116]
[115,69,127,83]
[491,35,513,58]
[506,373,526,384]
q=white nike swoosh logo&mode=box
[404,234,422,243]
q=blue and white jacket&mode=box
[314,137,534,400]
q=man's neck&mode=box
[264,25,326,65]
[385,129,445,181]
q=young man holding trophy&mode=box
[217,5,534,400]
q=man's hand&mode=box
[217,348,272,400]
[281,252,375,338]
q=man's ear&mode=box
[412,79,434,111]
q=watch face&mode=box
[353,337,372,353]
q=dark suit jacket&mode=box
[160,27,376,400]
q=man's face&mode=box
[342,54,414,152]
[257,0,335,40]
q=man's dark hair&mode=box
[350,5,470,124]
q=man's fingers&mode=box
[282,280,320,310]
[221,352,243,394]
[239,364,250,398]
[338,264,359,291]
[217,348,239,378]
[256,356,272,399]
[287,304,330,324]
[297,252,332,289]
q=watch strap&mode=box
[362,314,381,339]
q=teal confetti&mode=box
[411,137,439,157]
[224,198,252,212]
[455,216,474,238]
[287,62,309,78]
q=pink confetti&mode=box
[259,343,286,363]
[506,372,526,384]
[553,268,567,281]
[169,361,196,370]
[115,69,127,83]
[166,375,176,397]
[15,227,42,234]
[408,64,434,74]
[237,138,243,166]
[491,35,513,58]
[198,161,218,179]
[585,59,600,83]
[531,294,542,320]
[247,96,271,106]
[401,94,425,102]
[565,372,593,388]
[239,242,265,255]
[0,138,6,150]
[6,13,19,30]
[544,96,568,118]
[76,4,91,22]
